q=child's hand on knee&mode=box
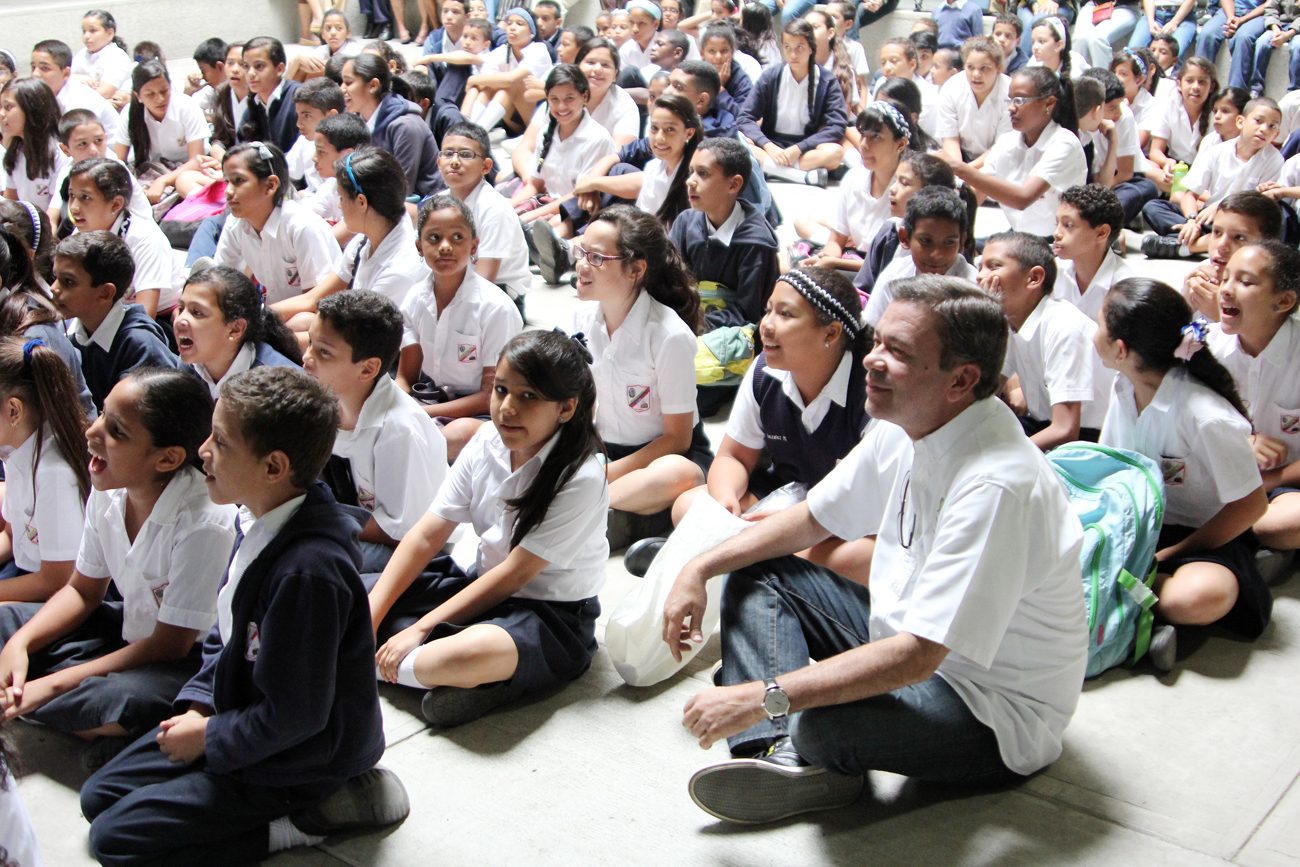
[0,643,29,713]
[157,709,210,764]
[376,626,425,682]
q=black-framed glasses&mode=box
[438,148,482,161]
[898,472,916,549]
[572,245,630,267]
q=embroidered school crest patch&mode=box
[151,582,169,606]
[1282,415,1300,435]
[627,384,651,413]
[1161,457,1186,486]
[285,266,301,288]
[22,523,37,543]
[458,343,478,363]
[358,487,376,510]
[245,622,261,661]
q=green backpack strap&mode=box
[1125,560,1160,666]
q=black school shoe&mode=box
[421,682,515,726]
[529,219,571,285]
[1140,234,1186,260]
[291,767,411,836]
[624,536,666,578]
[688,737,863,824]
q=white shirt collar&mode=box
[260,79,286,108]
[354,374,402,431]
[708,201,746,246]
[235,493,307,552]
[72,299,127,351]
[486,424,561,476]
[762,350,855,432]
[196,342,257,398]
[594,287,652,347]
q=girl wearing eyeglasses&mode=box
[568,205,710,550]
[273,147,428,339]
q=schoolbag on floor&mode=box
[1048,443,1166,677]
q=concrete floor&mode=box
[12,126,1300,866]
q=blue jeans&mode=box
[782,0,817,22]
[184,213,226,266]
[1075,3,1141,67]
[1128,7,1198,59]
[718,555,1017,784]
[1199,11,1269,87]
[1018,4,1079,56]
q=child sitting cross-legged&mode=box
[80,366,410,866]
[0,368,235,770]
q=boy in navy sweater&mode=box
[50,232,180,413]
[80,366,408,867]
[931,0,984,50]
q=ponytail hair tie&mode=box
[553,327,593,363]
[22,338,46,367]
[1174,317,1208,361]
[17,201,40,251]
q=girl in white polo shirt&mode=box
[370,330,607,727]
[1143,57,1216,192]
[0,337,90,602]
[71,10,133,103]
[570,205,711,544]
[112,61,211,196]
[0,369,234,764]
[213,143,338,310]
[937,37,1012,165]
[1097,277,1270,666]
[1208,241,1300,554]
[1,79,72,211]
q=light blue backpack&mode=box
[1048,443,1165,677]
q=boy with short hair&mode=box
[930,47,962,87]
[1182,191,1284,319]
[305,113,371,230]
[534,0,565,51]
[80,366,407,866]
[646,29,690,79]
[1142,97,1284,258]
[931,0,983,51]
[668,61,736,137]
[1079,68,1161,226]
[306,292,447,574]
[50,232,180,412]
[421,14,497,107]
[30,39,118,139]
[910,30,939,78]
[187,37,230,118]
[980,231,1113,449]
[1052,183,1134,319]
[863,186,976,327]
[49,110,152,226]
[288,78,345,193]
[992,14,1028,73]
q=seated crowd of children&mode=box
[2,0,1300,862]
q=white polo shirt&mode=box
[302,177,344,223]
[217,494,304,643]
[830,167,892,250]
[1208,316,1300,467]
[332,375,448,540]
[619,36,656,71]
[1003,295,1113,429]
[1182,138,1285,209]
[864,254,979,327]
[286,135,322,192]
[113,91,210,165]
[1280,88,1300,146]
[537,110,615,198]
[981,121,1087,235]
[463,179,532,299]
[482,41,554,80]
[1,432,85,572]
[873,73,939,139]
[401,268,523,396]
[634,157,675,214]
[3,144,72,210]
[807,399,1088,776]
[56,79,120,140]
[51,150,152,222]
[573,290,698,447]
[433,425,608,602]
[1141,94,1204,165]
[1082,102,1142,175]
[214,199,338,305]
[106,211,185,312]
[775,65,813,137]
[1100,365,1260,528]
[727,350,855,449]
[76,466,236,644]
[71,43,134,91]
[335,216,428,310]
[588,85,641,141]
[935,72,1012,157]
[194,341,257,400]
[1052,250,1135,321]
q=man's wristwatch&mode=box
[762,678,790,719]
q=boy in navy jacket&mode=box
[80,366,408,867]
[50,232,180,413]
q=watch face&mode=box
[764,686,790,716]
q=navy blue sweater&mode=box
[738,64,848,153]
[370,93,441,197]
[74,303,181,413]
[669,198,779,330]
[176,482,384,788]
[237,79,302,154]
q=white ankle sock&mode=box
[477,100,507,131]
[396,652,425,689]
[268,816,326,852]
[762,157,808,183]
[469,101,485,122]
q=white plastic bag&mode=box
[605,493,751,687]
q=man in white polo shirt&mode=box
[663,275,1088,824]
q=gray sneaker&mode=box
[1148,624,1177,672]
[421,682,515,727]
[290,767,410,836]
[1141,234,1185,260]
[688,737,864,824]
[530,219,571,285]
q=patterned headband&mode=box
[782,269,860,340]
[1043,16,1066,42]
[17,201,40,251]
[869,101,910,138]
[1123,48,1147,78]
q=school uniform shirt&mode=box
[1141,95,1204,165]
[807,398,1088,776]
[727,349,857,448]
[56,79,119,140]
[588,85,641,142]
[845,40,870,82]
[50,149,153,222]
[1208,316,1300,467]
[634,157,676,214]
[229,89,249,135]
[2,144,72,210]
[1025,51,1091,80]
[1,431,85,573]
[76,466,236,644]
[872,74,939,140]
[1194,129,1224,162]
[734,51,763,86]
[775,65,814,137]
[829,167,892,251]
[302,177,344,223]
[312,39,363,61]
[214,200,338,305]
[863,254,979,327]
[1130,87,1156,128]
[112,91,210,165]
[434,425,608,602]
[573,290,698,447]
[481,41,554,81]
[191,341,298,400]
[332,376,448,540]
[401,268,523,396]
[286,135,323,192]
[0,771,40,867]
[936,72,1012,157]
[1003,295,1113,429]
[537,110,616,199]
[1101,365,1260,528]
[1280,89,1300,147]
[1182,138,1285,209]
[619,37,656,71]
[1082,102,1142,177]
[335,216,428,309]
[981,121,1087,235]
[106,212,185,312]
[71,43,134,91]
[463,179,532,300]
[1051,249,1134,321]
[217,494,306,644]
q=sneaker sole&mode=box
[688,759,863,824]
[532,222,567,285]
[291,767,410,836]
[421,683,514,727]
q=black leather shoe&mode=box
[362,17,380,38]
[623,536,666,578]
